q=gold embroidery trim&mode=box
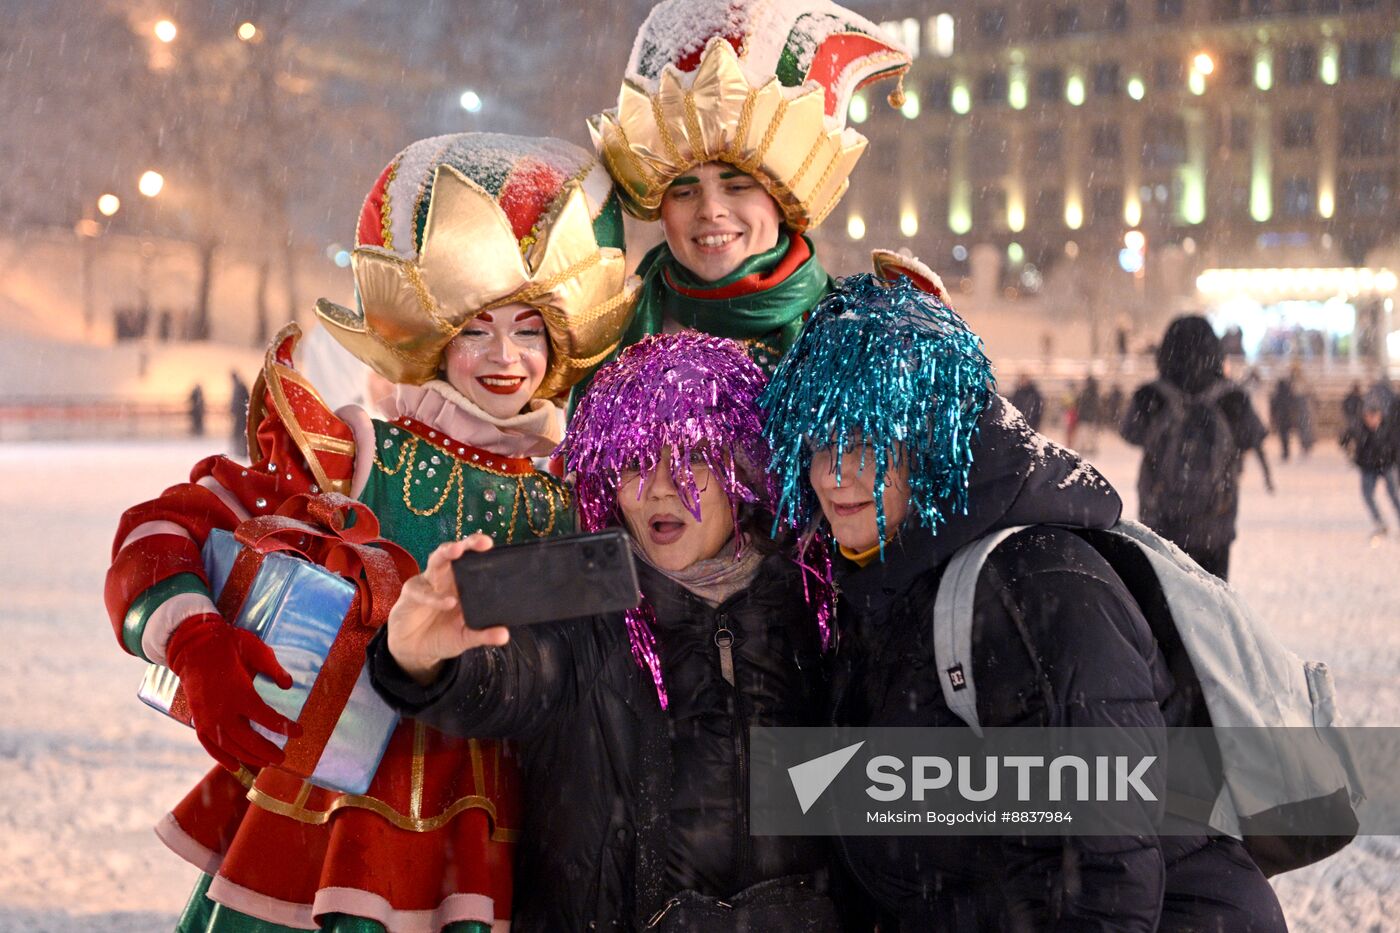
[380,161,398,251]
[682,91,706,161]
[725,89,759,163]
[246,785,517,842]
[470,739,486,795]
[305,431,356,457]
[374,434,568,542]
[651,92,684,165]
[787,134,827,192]
[401,261,462,335]
[748,98,789,173]
[265,361,348,495]
[411,721,426,820]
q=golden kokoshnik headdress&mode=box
[315,133,639,398]
[589,0,912,232]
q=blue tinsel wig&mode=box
[760,273,994,548]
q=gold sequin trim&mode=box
[491,250,603,309]
[786,134,828,193]
[748,98,789,173]
[807,146,844,217]
[651,92,684,165]
[401,261,462,335]
[411,721,427,819]
[724,89,759,163]
[374,434,567,543]
[682,91,706,161]
[380,160,399,251]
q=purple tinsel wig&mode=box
[559,332,775,536]
[556,332,782,708]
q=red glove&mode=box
[166,613,302,771]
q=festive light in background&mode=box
[97,194,121,217]
[138,171,164,197]
[153,19,177,43]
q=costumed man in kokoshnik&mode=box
[585,0,931,380]
[104,133,637,933]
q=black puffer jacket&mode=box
[831,395,1285,932]
[368,550,832,932]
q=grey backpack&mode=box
[931,520,1363,875]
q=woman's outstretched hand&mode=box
[386,533,510,685]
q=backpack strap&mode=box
[932,526,1034,736]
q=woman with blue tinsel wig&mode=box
[760,274,1286,931]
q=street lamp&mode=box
[97,194,121,217]
[138,171,165,197]
[237,22,258,42]
[154,19,177,43]
[459,89,483,113]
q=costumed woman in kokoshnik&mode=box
[104,133,637,932]
[369,332,844,932]
[583,0,918,379]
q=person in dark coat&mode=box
[1120,315,1270,580]
[1269,376,1298,460]
[1008,373,1045,431]
[186,383,206,437]
[370,334,842,932]
[761,276,1285,933]
[1340,400,1400,536]
[1342,381,1365,428]
[228,370,250,458]
[1073,372,1102,453]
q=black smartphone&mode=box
[452,529,642,629]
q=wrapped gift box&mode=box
[139,527,399,794]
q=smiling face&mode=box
[442,302,550,418]
[659,162,783,283]
[809,442,911,553]
[616,446,735,572]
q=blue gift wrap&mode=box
[138,528,399,794]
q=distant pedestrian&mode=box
[1340,401,1400,539]
[1122,315,1271,580]
[1294,371,1316,457]
[187,384,206,438]
[1342,381,1364,428]
[1074,374,1102,453]
[1270,377,1298,461]
[229,371,250,459]
[1008,373,1045,431]
[1104,383,1125,426]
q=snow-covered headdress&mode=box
[589,0,911,232]
[315,133,638,396]
[761,273,995,550]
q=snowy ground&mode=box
[0,433,1396,932]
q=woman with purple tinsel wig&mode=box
[369,332,845,933]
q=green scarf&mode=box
[623,232,831,367]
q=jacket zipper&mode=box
[713,605,755,889]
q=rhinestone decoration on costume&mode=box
[315,133,637,394]
[367,419,571,565]
[590,0,911,230]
